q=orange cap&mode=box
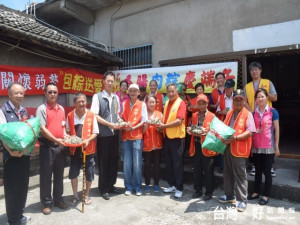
[196,94,209,103]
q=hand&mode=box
[218,110,227,115]
[3,143,27,157]
[56,138,66,147]
[222,136,234,145]
[275,148,280,157]
[124,126,134,132]
[144,123,149,130]
[110,123,119,130]
[83,139,90,148]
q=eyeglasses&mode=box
[48,91,57,94]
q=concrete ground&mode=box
[0,169,299,225]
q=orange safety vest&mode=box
[143,110,163,151]
[223,107,252,158]
[189,111,218,157]
[245,79,272,111]
[210,88,221,113]
[67,110,96,156]
[122,99,143,141]
[163,97,186,139]
[217,93,234,121]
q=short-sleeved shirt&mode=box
[66,110,99,134]
[209,88,224,105]
[66,110,99,158]
[216,93,233,112]
[163,97,186,124]
[252,105,279,154]
[244,80,277,109]
[36,102,65,140]
[121,100,148,122]
[229,110,256,133]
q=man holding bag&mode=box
[219,89,256,212]
[0,82,31,225]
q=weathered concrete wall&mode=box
[90,0,300,66]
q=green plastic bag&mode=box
[202,116,235,154]
[0,117,41,155]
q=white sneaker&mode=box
[271,168,276,177]
[250,166,255,176]
[236,201,247,212]
[174,190,183,198]
[125,190,132,196]
[163,186,177,193]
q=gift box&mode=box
[202,116,235,154]
[0,117,41,155]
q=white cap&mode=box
[128,83,139,91]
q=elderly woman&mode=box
[247,88,280,205]
[143,94,163,192]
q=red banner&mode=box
[0,65,103,96]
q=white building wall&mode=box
[90,0,300,66]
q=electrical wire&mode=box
[0,39,106,68]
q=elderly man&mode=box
[122,83,147,196]
[66,92,98,205]
[90,71,120,200]
[36,82,68,215]
[158,83,186,198]
[147,80,163,112]
[0,82,31,225]
[219,89,256,212]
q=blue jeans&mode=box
[123,139,143,191]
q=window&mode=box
[113,44,152,70]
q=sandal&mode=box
[247,193,259,200]
[70,197,79,206]
[84,196,92,205]
[259,197,269,205]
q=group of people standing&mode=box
[0,61,280,224]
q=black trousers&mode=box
[97,135,119,193]
[4,156,30,225]
[144,150,161,186]
[193,141,214,195]
[39,145,65,207]
[253,153,274,197]
[164,137,184,191]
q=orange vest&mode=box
[122,99,143,141]
[210,88,220,113]
[189,111,218,157]
[143,110,163,151]
[187,98,197,125]
[223,107,252,158]
[67,110,96,156]
[217,93,234,121]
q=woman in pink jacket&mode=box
[247,88,280,205]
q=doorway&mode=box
[247,52,300,158]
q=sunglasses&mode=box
[48,91,58,94]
